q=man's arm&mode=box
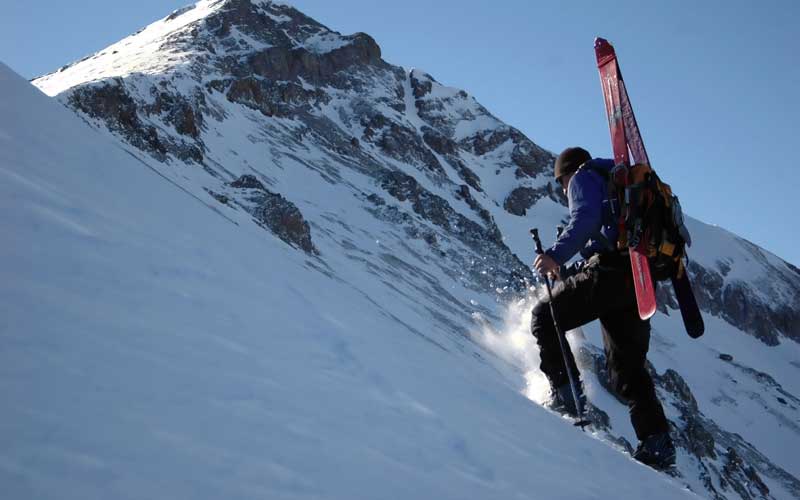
[545,171,603,266]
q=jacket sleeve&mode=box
[545,171,603,265]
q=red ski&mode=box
[595,38,657,320]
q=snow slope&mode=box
[0,62,698,499]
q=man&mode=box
[531,146,676,469]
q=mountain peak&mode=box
[35,0,381,96]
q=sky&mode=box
[2,0,798,266]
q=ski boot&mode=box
[548,382,587,419]
[633,432,676,470]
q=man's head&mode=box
[554,147,591,191]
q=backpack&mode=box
[585,163,692,281]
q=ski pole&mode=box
[530,228,589,429]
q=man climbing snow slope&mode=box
[531,146,676,470]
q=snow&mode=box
[410,70,504,142]
[35,0,228,95]
[32,0,292,97]
[476,286,800,497]
[684,216,798,305]
[454,115,504,141]
[302,32,350,54]
[649,311,800,478]
[1,62,704,499]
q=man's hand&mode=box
[534,253,561,280]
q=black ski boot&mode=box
[633,432,676,470]
[548,382,587,419]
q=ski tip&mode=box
[594,37,616,65]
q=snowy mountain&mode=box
[2,0,798,498]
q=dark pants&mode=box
[530,254,669,440]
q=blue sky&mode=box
[2,0,798,266]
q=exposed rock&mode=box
[227,175,316,254]
[460,127,553,178]
[204,0,331,52]
[656,369,720,460]
[510,130,552,177]
[688,261,797,346]
[229,174,267,191]
[409,71,433,98]
[471,129,511,156]
[149,88,204,139]
[226,77,274,116]
[655,280,679,314]
[254,191,317,255]
[206,189,230,205]
[377,169,530,292]
[716,259,733,277]
[454,184,496,234]
[422,127,456,155]
[419,128,484,191]
[722,448,771,499]
[655,367,800,498]
[503,186,551,216]
[68,79,167,159]
[360,112,389,141]
[224,76,329,118]
[375,123,447,178]
[67,78,204,163]
[410,71,476,134]
[448,157,483,192]
[245,33,382,84]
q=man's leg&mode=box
[599,308,670,440]
[530,270,599,391]
[601,311,675,469]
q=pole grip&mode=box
[530,228,544,255]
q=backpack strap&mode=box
[578,161,610,181]
[576,162,617,253]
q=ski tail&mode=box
[672,272,705,338]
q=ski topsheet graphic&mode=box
[594,37,704,336]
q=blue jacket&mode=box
[545,158,619,265]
